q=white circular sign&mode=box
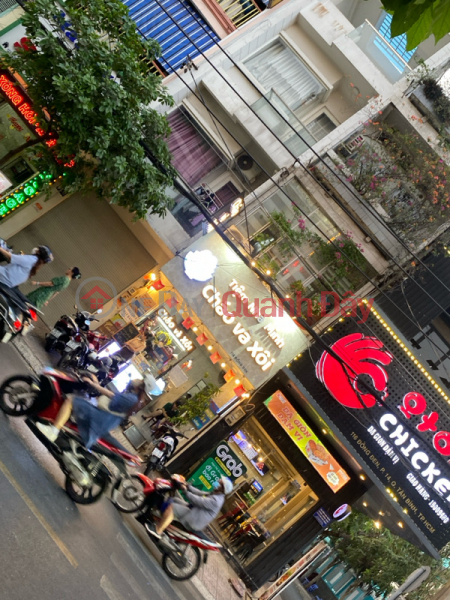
[184,250,218,282]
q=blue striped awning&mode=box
[123,0,220,72]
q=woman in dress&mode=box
[27,267,81,309]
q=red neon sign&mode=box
[0,72,56,148]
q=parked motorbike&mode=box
[83,351,127,385]
[0,366,141,503]
[45,306,102,353]
[58,327,109,370]
[112,473,222,580]
[144,425,187,474]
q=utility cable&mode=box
[148,0,450,314]
[158,0,450,299]
[138,54,450,368]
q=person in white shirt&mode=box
[0,245,53,288]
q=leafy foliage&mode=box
[171,382,221,425]
[0,0,176,218]
[330,510,450,598]
[380,0,450,51]
[342,122,450,243]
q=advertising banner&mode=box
[258,541,327,600]
[290,307,450,552]
[189,441,247,491]
[265,391,350,492]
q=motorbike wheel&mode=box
[65,470,108,505]
[0,375,38,416]
[58,350,78,369]
[112,475,147,513]
[162,544,201,581]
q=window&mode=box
[167,108,222,187]
[306,113,336,142]
[245,40,325,112]
[375,13,416,71]
[234,179,373,302]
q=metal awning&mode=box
[123,0,220,71]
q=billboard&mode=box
[265,391,350,492]
[290,308,450,551]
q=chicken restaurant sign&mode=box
[162,232,308,387]
[292,310,450,553]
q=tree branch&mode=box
[0,136,53,168]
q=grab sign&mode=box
[189,442,247,492]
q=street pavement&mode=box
[0,341,207,600]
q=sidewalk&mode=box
[123,511,250,600]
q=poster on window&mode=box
[265,391,350,492]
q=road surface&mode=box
[0,342,202,600]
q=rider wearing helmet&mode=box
[0,244,53,288]
[147,476,234,539]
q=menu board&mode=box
[113,323,139,347]
[265,391,350,493]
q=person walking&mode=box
[0,245,53,288]
[27,267,81,309]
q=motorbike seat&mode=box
[0,283,35,312]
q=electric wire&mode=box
[139,47,450,369]
[156,0,450,298]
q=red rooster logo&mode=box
[316,333,393,409]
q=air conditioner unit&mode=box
[235,152,262,183]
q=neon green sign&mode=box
[0,172,53,218]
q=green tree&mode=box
[0,0,176,218]
[378,0,450,51]
[330,510,450,598]
[171,382,221,425]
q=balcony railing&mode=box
[0,0,18,13]
[348,20,413,84]
[252,90,318,156]
[215,0,260,28]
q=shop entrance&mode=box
[217,418,318,562]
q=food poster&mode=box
[264,391,350,492]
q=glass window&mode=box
[234,179,373,301]
[375,13,416,70]
[0,100,37,185]
[245,40,324,112]
[220,418,318,561]
[307,113,337,142]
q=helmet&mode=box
[33,245,53,263]
[220,477,233,495]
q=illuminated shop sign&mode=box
[293,308,450,551]
[158,308,194,351]
[0,71,57,148]
[162,232,308,387]
[0,172,54,219]
[265,390,350,492]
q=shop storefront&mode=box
[168,374,365,591]
[97,231,308,451]
[288,304,450,559]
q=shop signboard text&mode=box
[293,310,450,552]
[265,391,350,493]
[189,441,247,492]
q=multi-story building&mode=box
[2,0,450,593]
